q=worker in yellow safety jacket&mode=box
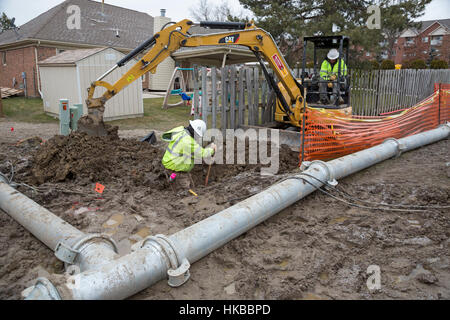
[162,119,216,190]
[319,48,347,104]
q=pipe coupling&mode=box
[55,233,118,265]
[438,122,450,136]
[141,234,190,287]
[383,138,406,158]
[300,160,338,186]
[23,277,61,300]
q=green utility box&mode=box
[70,104,83,131]
[59,99,70,136]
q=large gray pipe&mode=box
[0,179,119,299]
[11,123,450,299]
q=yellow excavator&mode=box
[78,19,349,138]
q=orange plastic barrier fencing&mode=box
[300,83,450,163]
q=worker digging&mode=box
[162,119,216,192]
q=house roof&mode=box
[401,19,450,37]
[0,0,154,49]
[38,47,107,65]
[418,19,450,33]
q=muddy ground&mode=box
[0,120,449,300]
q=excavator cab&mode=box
[300,35,351,114]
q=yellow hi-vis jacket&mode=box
[320,59,347,80]
[161,126,214,172]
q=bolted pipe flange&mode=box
[300,160,338,186]
[55,234,118,266]
[141,234,190,288]
[71,233,119,254]
[168,258,191,287]
[55,241,80,265]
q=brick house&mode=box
[0,0,158,98]
[391,19,450,66]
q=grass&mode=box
[0,96,194,132]
[1,97,58,123]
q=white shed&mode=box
[39,47,143,121]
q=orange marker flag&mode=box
[95,183,105,194]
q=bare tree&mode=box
[189,0,247,22]
[189,0,212,21]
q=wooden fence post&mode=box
[230,66,236,129]
[192,65,199,119]
[238,67,245,126]
[201,67,208,123]
[221,66,228,135]
[211,67,217,129]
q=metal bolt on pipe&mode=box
[1,124,448,299]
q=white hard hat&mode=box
[327,49,339,60]
[189,119,207,137]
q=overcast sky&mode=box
[0,0,449,26]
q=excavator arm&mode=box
[78,19,305,135]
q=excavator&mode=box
[78,19,350,140]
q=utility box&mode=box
[59,99,70,136]
[70,104,83,131]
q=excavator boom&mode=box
[78,19,305,136]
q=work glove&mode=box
[210,143,217,154]
[330,74,337,81]
[328,82,334,88]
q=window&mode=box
[56,48,66,54]
[392,50,396,56]
[431,36,443,45]
[1,52,6,66]
[422,37,428,42]
[405,37,415,46]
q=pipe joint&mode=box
[55,233,118,265]
[23,277,61,300]
[383,138,406,158]
[141,234,190,287]
[300,160,338,186]
[438,122,450,136]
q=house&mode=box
[0,0,259,100]
[38,47,143,120]
[0,0,158,97]
[392,19,450,65]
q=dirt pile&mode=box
[26,133,300,188]
[27,132,167,188]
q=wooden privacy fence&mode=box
[191,65,273,134]
[191,65,450,130]
[348,69,450,116]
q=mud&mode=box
[0,126,449,300]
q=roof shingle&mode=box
[0,0,154,49]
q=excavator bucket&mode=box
[77,106,118,137]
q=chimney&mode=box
[160,9,166,17]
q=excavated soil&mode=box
[0,125,449,300]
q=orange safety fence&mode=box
[300,83,450,163]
